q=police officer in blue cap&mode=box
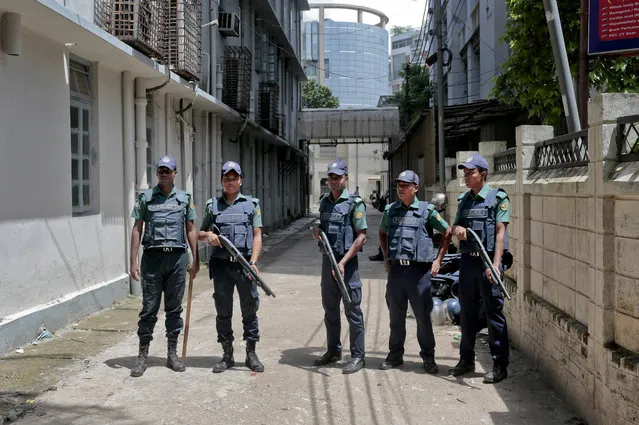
[378,170,452,373]
[129,155,200,377]
[449,154,511,383]
[311,158,368,374]
[199,160,265,373]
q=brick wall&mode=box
[444,94,639,425]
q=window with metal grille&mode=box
[319,145,337,158]
[70,59,94,215]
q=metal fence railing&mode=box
[493,148,516,173]
[534,129,589,170]
[617,115,639,162]
[94,0,167,59]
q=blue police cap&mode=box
[221,160,242,176]
[395,170,419,185]
[458,154,489,171]
[327,158,348,176]
[157,155,177,170]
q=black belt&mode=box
[462,252,480,257]
[211,256,250,264]
[389,259,430,266]
[145,247,186,253]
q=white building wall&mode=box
[0,30,128,322]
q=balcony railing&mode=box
[223,47,252,114]
[493,148,516,173]
[617,115,639,162]
[534,129,589,170]
[258,82,280,134]
[165,0,202,81]
[94,0,167,59]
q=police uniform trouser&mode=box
[321,255,365,358]
[458,254,509,364]
[138,249,189,343]
[211,260,260,343]
[386,262,435,359]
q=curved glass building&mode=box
[303,4,390,108]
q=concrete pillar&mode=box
[478,141,507,173]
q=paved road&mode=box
[16,210,582,425]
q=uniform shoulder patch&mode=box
[354,211,363,219]
[500,201,510,211]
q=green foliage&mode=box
[392,63,433,130]
[391,26,412,36]
[492,0,639,126]
[302,79,339,109]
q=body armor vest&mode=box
[319,194,358,257]
[141,189,188,249]
[387,201,435,262]
[208,196,255,259]
[457,188,509,253]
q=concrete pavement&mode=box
[2,209,585,424]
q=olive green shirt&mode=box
[379,198,449,233]
[200,193,262,231]
[131,185,196,221]
[453,184,510,225]
[322,189,368,231]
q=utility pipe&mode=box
[122,71,139,295]
[134,78,149,191]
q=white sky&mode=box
[303,0,428,32]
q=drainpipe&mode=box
[122,71,139,295]
[134,78,149,192]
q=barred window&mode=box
[69,58,93,215]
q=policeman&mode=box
[449,154,511,383]
[378,170,452,373]
[311,158,367,374]
[129,155,199,378]
[198,161,265,373]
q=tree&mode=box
[302,80,339,109]
[392,63,433,130]
[391,26,411,36]
[492,0,639,126]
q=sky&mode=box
[302,0,428,33]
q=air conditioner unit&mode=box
[218,12,240,37]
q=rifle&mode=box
[465,228,511,300]
[313,228,353,305]
[212,225,276,297]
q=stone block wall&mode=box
[444,94,639,425]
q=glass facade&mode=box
[303,19,390,109]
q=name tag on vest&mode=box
[461,208,488,219]
[391,217,420,226]
[321,213,342,221]
[148,204,182,212]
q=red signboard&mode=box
[599,0,639,41]
[589,0,639,55]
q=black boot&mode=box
[130,342,150,377]
[212,341,235,373]
[166,336,186,372]
[448,358,476,376]
[484,362,508,383]
[379,352,404,370]
[245,340,265,373]
[368,247,384,261]
[423,356,439,374]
